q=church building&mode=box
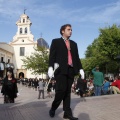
[0,13,49,79]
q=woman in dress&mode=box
[47,80,53,98]
[1,67,18,103]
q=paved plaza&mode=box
[0,84,120,120]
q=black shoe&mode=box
[63,114,78,120]
[49,109,55,117]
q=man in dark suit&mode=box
[48,24,84,120]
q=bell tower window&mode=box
[25,27,27,34]
[20,28,22,34]
[23,19,25,23]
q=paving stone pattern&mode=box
[0,84,120,120]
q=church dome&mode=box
[37,38,49,49]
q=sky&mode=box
[0,0,120,58]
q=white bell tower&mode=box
[11,10,34,43]
[16,14,32,35]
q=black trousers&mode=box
[51,66,74,114]
[4,95,14,103]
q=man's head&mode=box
[95,65,99,71]
[60,24,72,39]
[105,77,109,81]
[6,67,14,78]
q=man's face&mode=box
[62,26,72,38]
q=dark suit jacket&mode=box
[49,37,83,75]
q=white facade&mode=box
[0,42,14,78]
[0,42,14,63]
[0,13,48,79]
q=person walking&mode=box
[47,80,53,98]
[92,66,104,96]
[1,67,18,103]
[48,24,84,120]
[76,76,87,97]
[38,79,45,99]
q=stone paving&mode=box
[0,84,120,120]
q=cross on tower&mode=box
[24,8,27,14]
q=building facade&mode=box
[0,13,49,79]
[0,43,14,78]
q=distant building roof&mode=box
[0,42,14,54]
[37,38,49,49]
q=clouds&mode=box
[59,0,120,24]
[1,0,120,58]
[0,0,120,24]
[0,1,22,18]
[85,1,120,23]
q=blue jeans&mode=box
[103,90,108,95]
[94,85,102,96]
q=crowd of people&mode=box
[0,68,120,104]
[0,68,120,103]
[71,75,120,98]
[17,77,56,99]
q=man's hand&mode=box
[48,67,54,78]
[79,69,85,79]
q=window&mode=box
[8,59,10,63]
[20,28,22,34]
[25,27,27,34]
[1,57,4,62]
[23,19,25,23]
[20,47,25,56]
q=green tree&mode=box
[82,24,120,77]
[22,46,49,76]
[85,39,99,58]
[98,24,120,60]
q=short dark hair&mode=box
[6,67,14,78]
[95,65,99,70]
[105,77,109,81]
[60,24,71,35]
[118,76,120,80]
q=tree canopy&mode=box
[22,46,49,75]
[82,24,120,78]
